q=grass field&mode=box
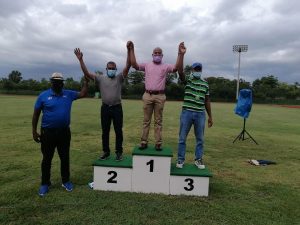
[0,94,299,225]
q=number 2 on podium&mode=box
[107,171,117,183]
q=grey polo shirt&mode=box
[95,74,124,105]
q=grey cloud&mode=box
[273,0,300,15]
[54,3,88,17]
[0,0,35,17]
[0,0,299,84]
[212,0,250,22]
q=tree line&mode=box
[1,68,299,103]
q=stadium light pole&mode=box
[233,45,248,100]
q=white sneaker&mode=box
[195,159,205,169]
[176,161,184,169]
[88,181,94,189]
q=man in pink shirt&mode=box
[128,41,186,150]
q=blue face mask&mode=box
[192,72,202,78]
[107,69,117,78]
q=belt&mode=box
[41,127,70,131]
[145,90,165,95]
[102,103,121,107]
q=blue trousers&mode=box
[177,109,206,163]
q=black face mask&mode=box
[51,80,64,94]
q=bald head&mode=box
[152,47,163,55]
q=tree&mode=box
[166,72,177,86]
[253,75,279,100]
[127,71,145,85]
[64,77,81,90]
[206,77,236,101]
[40,78,50,90]
[95,70,103,75]
[166,83,184,100]
[8,70,22,83]
[1,78,15,90]
[184,65,192,75]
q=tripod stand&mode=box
[233,118,258,144]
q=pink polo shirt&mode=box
[139,62,175,91]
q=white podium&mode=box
[132,146,172,194]
[93,156,132,192]
[92,145,213,196]
[170,164,212,196]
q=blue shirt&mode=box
[34,89,79,128]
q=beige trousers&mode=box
[141,92,166,145]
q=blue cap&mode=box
[192,62,202,69]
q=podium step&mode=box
[170,163,212,177]
[92,146,213,196]
[93,156,132,192]
[132,145,173,157]
[93,155,132,168]
[170,163,212,196]
[132,145,172,194]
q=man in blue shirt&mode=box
[32,72,89,196]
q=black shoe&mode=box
[99,152,110,160]
[116,153,123,161]
[155,144,162,151]
[139,143,148,150]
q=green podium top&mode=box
[132,145,173,157]
[93,155,132,168]
[170,163,213,177]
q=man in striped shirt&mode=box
[176,62,213,169]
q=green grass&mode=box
[0,94,299,225]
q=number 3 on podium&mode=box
[184,178,194,191]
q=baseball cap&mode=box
[191,62,202,69]
[50,72,64,81]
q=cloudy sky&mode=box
[0,0,299,83]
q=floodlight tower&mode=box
[233,45,248,100]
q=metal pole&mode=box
[233,45,247,100]
[236,50,241,100]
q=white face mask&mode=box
[192,71,202,78]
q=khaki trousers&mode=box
[141,92,166,145]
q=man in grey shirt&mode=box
[74,43,130,161]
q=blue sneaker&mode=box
[38,185,49,196]
[62,181,73,192]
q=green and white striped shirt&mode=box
[182,75,209,112]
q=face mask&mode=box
[153,55,162,63]
[51,81,63,93]
[107,69,117,78]
[192,72,202,78]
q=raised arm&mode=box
[74,48,96,81]
[78,77,90,99]
[122,41,132,78]
[32,108,41,143]
[173,42,186,75]
[128,41,139,70]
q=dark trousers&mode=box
[101,104,123,154]
[40,127,71,185]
